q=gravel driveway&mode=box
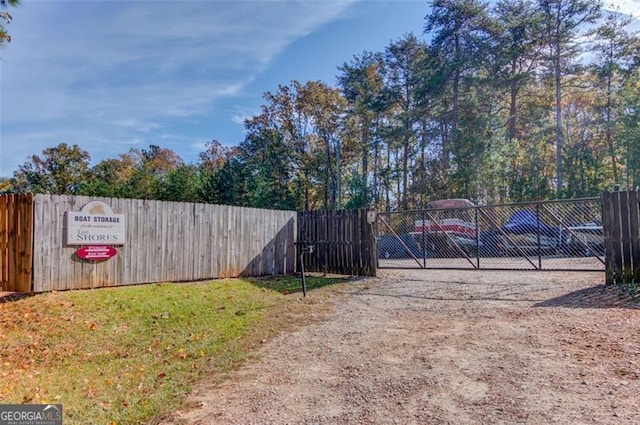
[163,269,640,424]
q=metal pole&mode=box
[299,245,313,297]
[536,203,542,269]
[337,138,341,210]
[422,210,426,269]
[475,207,480,269]
[300,252,307,298]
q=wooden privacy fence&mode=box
[32,195,297,292]
[0,193,34,292]
[602,189,640,284]
[2,194,297,292]
[297,209,376,276]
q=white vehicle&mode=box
[565,222,604,256]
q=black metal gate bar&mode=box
[378,214,424,268]
[476,207,540,270]
[540,203,606,265]
[376,197,604,272]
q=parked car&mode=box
[564,221,604,256]
[377,234,423,259]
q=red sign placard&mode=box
[76,245,117,261]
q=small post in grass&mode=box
[300,245,314,297]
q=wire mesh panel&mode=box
[376,198,605,271]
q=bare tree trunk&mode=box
[605,73,619,184]
[507,60,519,141]
[402,139,409,210]
[362,117,369,205]
[554,53,563,199]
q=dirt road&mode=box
[163,270,640,424]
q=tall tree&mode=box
[257,82,315,209]
[0,177,17,194]
[538,0,601,197]
[157,164,202,202]
[424,0,494,201]
[0,0,19,46]
[119,145,184,199]
[619,61,640,189]
[591,9,638,185]
[337,50,386,208]
[425,0,493,162]
[13,143,91,194]
[491,0,545,142]
[382,34,427,209]
[298,81,347,209]
[200,147,248,206]
[80,153,137,197]
[198,139,228,172]
[241,123,297,210]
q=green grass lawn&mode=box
[0,275,349,424]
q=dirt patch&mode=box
[161,270,640,424]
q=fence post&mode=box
[362,208,376,276]
[620,191,633,282]
[631,190,640,284]
[602,189,640,284]
[602,191,614,284]
[0,193,34,292]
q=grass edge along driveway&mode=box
[0,275,349,424]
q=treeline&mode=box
[3,0,640,211]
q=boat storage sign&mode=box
[66,201,126,246]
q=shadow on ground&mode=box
[242,274,351,295]
[0,292,34,304]
[534,284,639,309]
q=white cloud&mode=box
[0,0,357,175]
[603,0,640,18]
[231,107,260,125]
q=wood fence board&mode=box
[243,207,251,276]
[0,193,35,292]
[192,203,202,279]
[602,191,614,284]
[602,190,640,284]
[6,195,16,290]
[23,194,35,290]
[1,195,293,292]
[170,201,179,281]
[610,191,623,283]
[0,196,7,287]
[297,208,375,276]
[630,190,640,283]
[210,204,218,277]
[12,194,34,292]
[620,191,633,282]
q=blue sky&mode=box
[0,0,428,177]
[1,0,639,177]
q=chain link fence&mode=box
[376,198,604,271]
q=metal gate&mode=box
[376,198,605,271]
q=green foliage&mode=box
[156,164,202,202]
[7,1,640,209]
[0,177,18,194]
[13,143,91,194]
[241,127,298,210]
[202,161,247,206]
[0,276,346,423]
[0,0,19,45]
